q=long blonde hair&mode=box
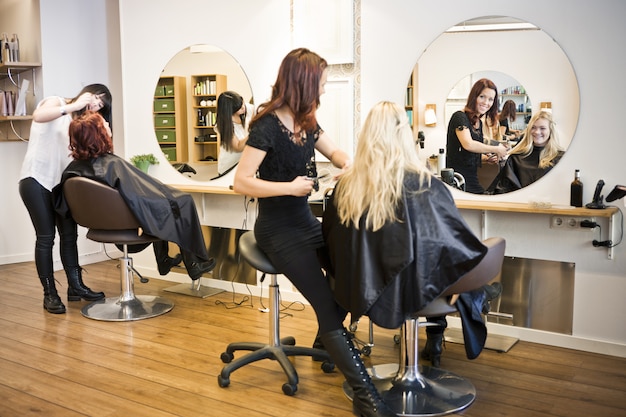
[334,101,430,231]
[509,111,563,168]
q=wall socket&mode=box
[550,216,596,230]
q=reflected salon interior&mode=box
[1,0,626,415]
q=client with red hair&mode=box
[54,111,215,281]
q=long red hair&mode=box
[252,48,327,143]
[69,111,113,160]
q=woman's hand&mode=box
[493,143,508,159]
[290,176,316,196]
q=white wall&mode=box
[2,0,625,356]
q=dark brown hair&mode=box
[68,111,113,160]
[251,48,327,143]
[464,78,499,126]
[499,99,517,123]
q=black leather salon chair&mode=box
[344,236,506,416]
[218,231,334,395]
[63,177,174,321]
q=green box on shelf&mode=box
[153,98,175,112]
[164,85,175,95]
[155,129,176,143]
[154,86,166,97]
[154,115,175,127]
[161,146,177,161]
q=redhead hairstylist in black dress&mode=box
[446,78,508,194]
[18,84,111,314]
[234,48,396,417]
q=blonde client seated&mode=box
[322,101,492,366]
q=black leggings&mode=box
[272,248,346,335]
[18,177,79,279]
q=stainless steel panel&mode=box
[203,226,257,285]
[487,256,575,334]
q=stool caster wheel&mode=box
[220,351,234,363]
[282,382,297,396]
[217,374,230,388]
[321,360,335,373]
[361,345,372,356]
[349,322,358,332]
[281,336,296,346]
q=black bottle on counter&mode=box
[570,169,583,207]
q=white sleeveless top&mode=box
[19,97,72,191]
[217,122,247,175]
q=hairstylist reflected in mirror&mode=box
[446,78,508,194]
[215,91,253,177]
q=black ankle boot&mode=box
[182,250,216,280]
[39,276,66,314]
[320,328,397,417]
[65,267,105,301]
[420,331,444,368]
[153,241,184,275]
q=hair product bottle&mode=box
[437,148,445,175]
[570,169,583,207]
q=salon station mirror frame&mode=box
[407,15,580,194]
[153,44,253,182]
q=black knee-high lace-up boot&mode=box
[320,328,397,417]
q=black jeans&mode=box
[18,177,79,279]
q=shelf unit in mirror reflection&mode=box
[190,74,226,165]
[153,76,187,163]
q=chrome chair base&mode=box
[343,363,475,417]
[81,295,174,321]
[81,253,173,321]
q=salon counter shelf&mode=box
[455,199,620,259]
[171,183,238,196]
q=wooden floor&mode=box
[1,260,625,417]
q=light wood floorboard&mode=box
[1,260,625,416]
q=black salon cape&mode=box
[486,148,564,194]
[54,153,208,260]
[322,173,487,330]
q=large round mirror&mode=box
[407,16,579,194]
[153,45,253,182]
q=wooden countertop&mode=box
[455,200,618,218]
[170,184,618,219]
[171,184,239,195]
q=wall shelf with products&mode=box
[0,62,41,141]
[153,76,187,162]
[189,74,226,165]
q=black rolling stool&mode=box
[218,231,334,395]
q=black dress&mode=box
[246,113,323,270]
[446,110,485,194]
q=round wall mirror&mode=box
[407,16,579,194]
[153,44,253,182]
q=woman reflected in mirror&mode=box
[499,99,522,141]
[215,91,253,176]
[487,111,564,194]
[446,78,509,194]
